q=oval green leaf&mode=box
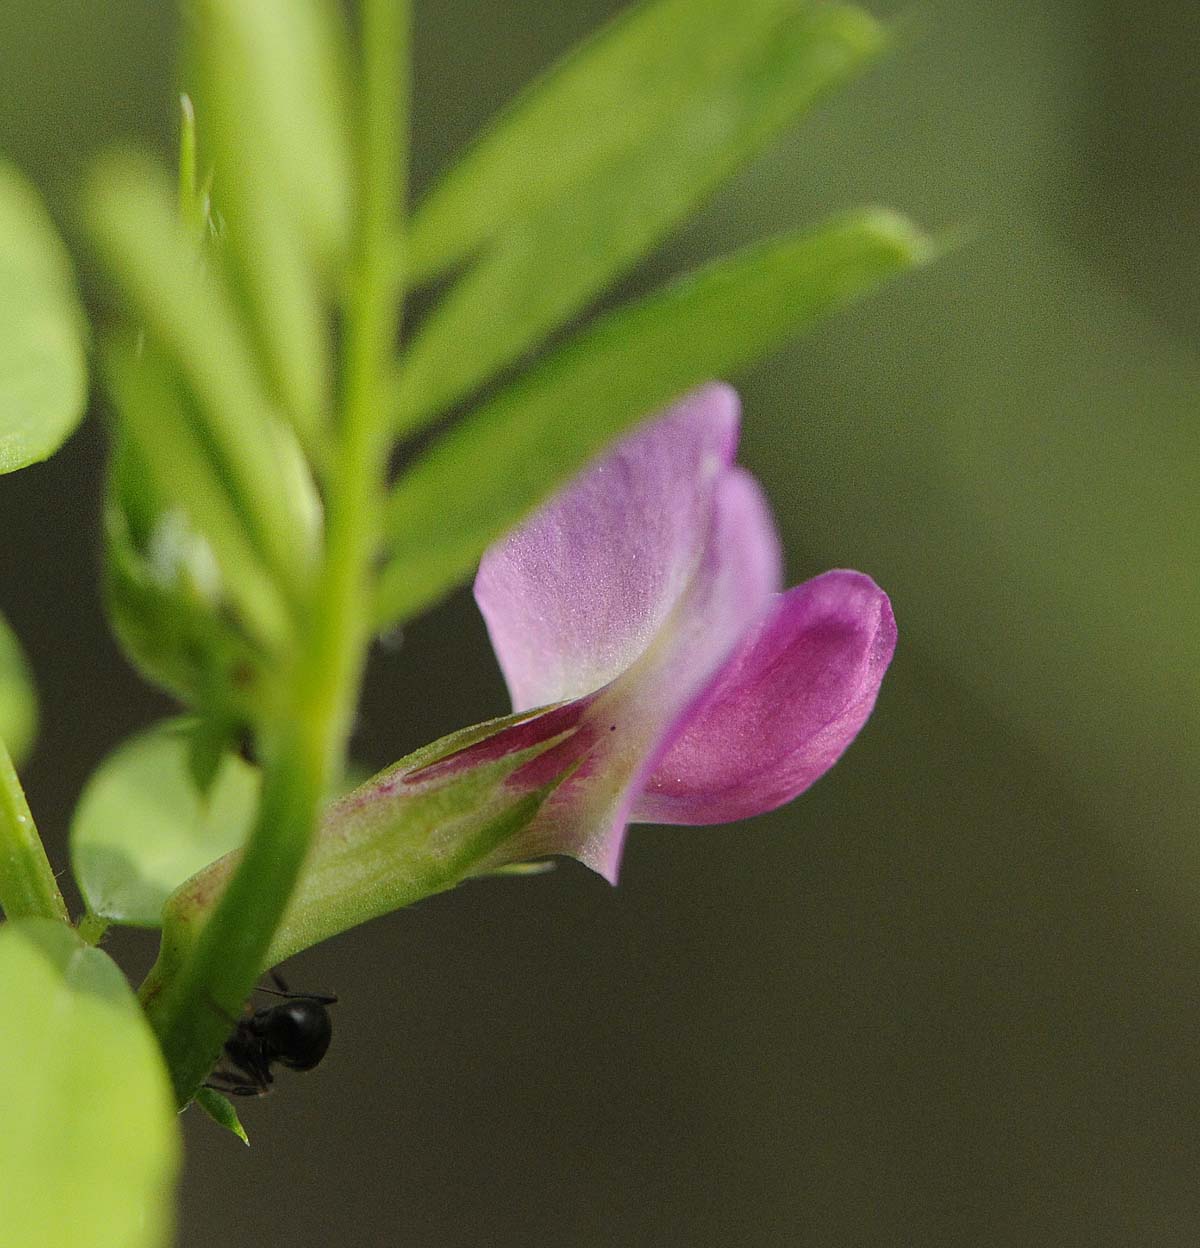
[0,918,180,1247]
[0,160,87,472]
[71,719,260,926]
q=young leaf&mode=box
[86,151,319,598]
[103,501,268,725]
[409,0,812,278]
[71,719,259,927]
[0,160,87,472]
[395,4,881,429]
[103,423,277,722]
[194,1086,250,1145]
[0,611,36,766]
[190,0,353,444]
[102,335,293,653]
[378,210,929,624]
[0,919,180,1248]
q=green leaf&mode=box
[194,1086,250,1145]
[102,428,272,720]
[410,0,811,277]
[71,719,260,926]
[396,4,881,430]
[190,0,353,444]
[379,210,929,624]
[0,919,180,1248]
[0,160,87,472]
[0,611,36,766]
[102,334,292,653]
[86,150,319,598]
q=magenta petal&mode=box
[633,570,897,825]
[514,468,782,882]
[474,384,741,711]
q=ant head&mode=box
[262,998,333,1071]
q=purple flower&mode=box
[458,383,896,882]
[162,386,897,963]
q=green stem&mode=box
[0,738,69,924]
[141,708,328,1102]
[363,0,408,284]
[140,0,409,1106]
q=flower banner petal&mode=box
[475,384,740,710]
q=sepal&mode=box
[150,703,592,986]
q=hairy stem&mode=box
[0,738,69,924]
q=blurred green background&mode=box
[2,2,1199,1245]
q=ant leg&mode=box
[207,1061,271,1097]
[205,1077,269,1098]
[204,1071,252,1096]
[257,970,337,1004]
[257,986,339,1004]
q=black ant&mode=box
[205,971,337,1097]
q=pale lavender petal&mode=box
[474,384,741,711]
[632,570,896,825]
[500,468,783,881]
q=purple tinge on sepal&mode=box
[472,384,896,882]
[404,698,597,786]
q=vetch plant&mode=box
[0,1,930,1242]
[150,384,896,987]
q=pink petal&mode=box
[505,468,782,881]
[633,570,897,825]
[474,384,741,711]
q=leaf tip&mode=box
[847,207,936,267]
[193,1086,251,1145]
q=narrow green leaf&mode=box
[194,1086,250,1145]
[0,160,87,472]
[71,719,260,927]
[103,422,276,721]
[396,4,881,429]
[379,210,929,624]
[0,919,180,1248]
[103,502,267,724]
[191,0,351,262]
[0,611,36,766]
[409,0,824,278]
[102,335,292,652]
[178,95,203,239]
[86,150,318,597]
[190,0,353,443]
